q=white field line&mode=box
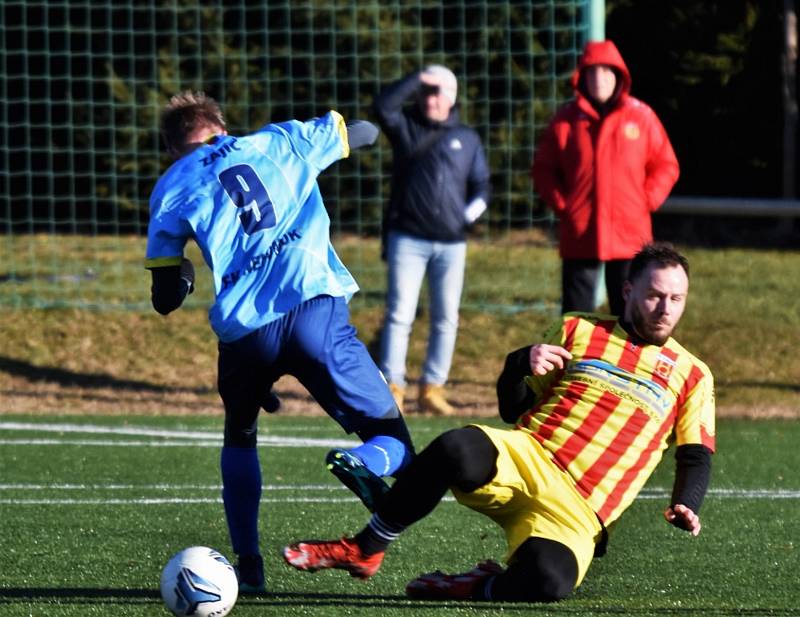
[0,422,797,504]
[0,484,797,498]
[0,439,227,447]
[0,421,225,439]
[0,481,369,505]
[0,484,797,506]
[0,420,440,437]
[0,421,358,448]
[0,497,359,505]
[637,488,800,499]
[0,483,343,490]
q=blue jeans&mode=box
[380,231,466,387]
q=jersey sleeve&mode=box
[144,194,192,269]
[674,364,716,452]
[260,110,349,173]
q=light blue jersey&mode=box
[145,111,359,342]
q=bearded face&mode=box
[623,265,688,346]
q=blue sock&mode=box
[220,446,262,557]
[350,436,410,477]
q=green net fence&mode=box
[1,0,589,310]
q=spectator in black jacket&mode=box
[374,64,491,415]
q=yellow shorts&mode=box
[451,425,603,586]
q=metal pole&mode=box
[589,1,606,309]
[589,0,605,41]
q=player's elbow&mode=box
[497,401,524,424]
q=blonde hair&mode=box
[160,91,225,152]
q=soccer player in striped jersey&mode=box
[283,242,714,603]
[145,92,416,593]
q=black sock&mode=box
[354,513,406,555]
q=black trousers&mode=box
[561,258,632,316]
[375,427,579,602]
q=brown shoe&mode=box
[389,383,405,413]
[418,384,454,415]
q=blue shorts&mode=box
[218,295,398,444]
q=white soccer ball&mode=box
[160,546,239,617]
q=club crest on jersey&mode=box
[653,353,676,381]
[623,122,641,140]
[449,138,463,150]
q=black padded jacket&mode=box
[373,72,491,242]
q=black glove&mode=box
[180,257,195,295]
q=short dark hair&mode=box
[627,242,689,283]
[160,91,225,153]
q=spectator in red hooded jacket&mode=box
[531,40,679,315]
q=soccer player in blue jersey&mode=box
[145,91,416,593]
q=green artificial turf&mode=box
[1,415,798,616]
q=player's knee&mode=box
[431,428,475,466]
[429,427,496,490]
[533,567,575,602]
[223,431,256,449]
[494,563,575,603]
[505,537,578,602]
[490,560,576,603]
[223,417,258,448]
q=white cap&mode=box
[422,64,458,104]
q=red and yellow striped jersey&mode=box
[517,313,715,526]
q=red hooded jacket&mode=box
[531,41,679,260]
